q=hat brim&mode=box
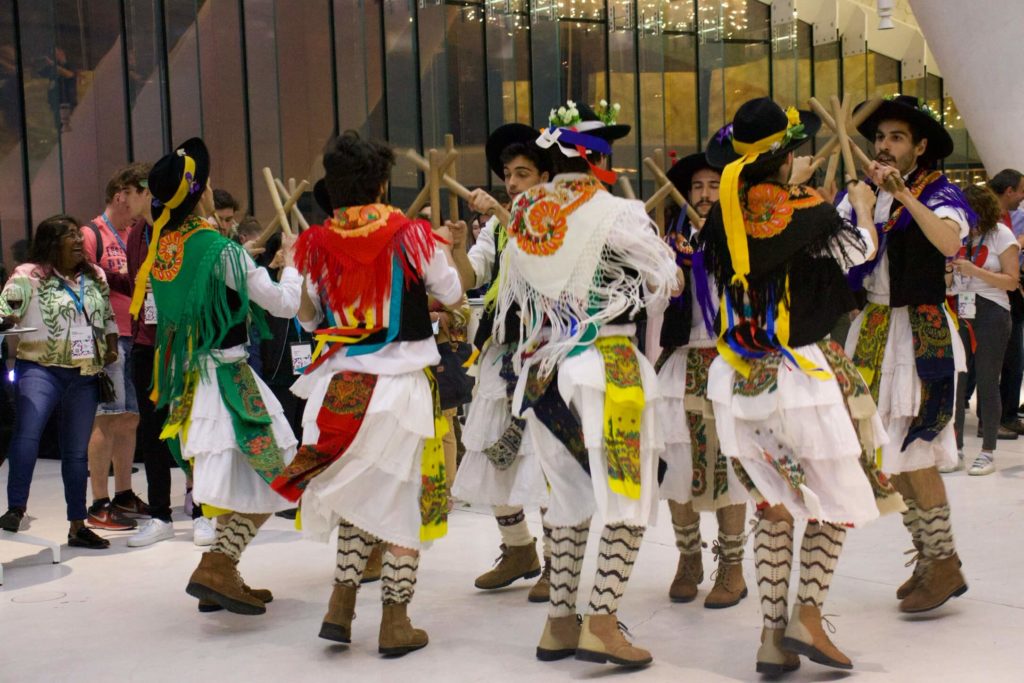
[854,100,953,161]
[666,152,715,194]
[150,137,210,231]
[585,124,631,143]
[706,110,821,168]
[486,123,543,180]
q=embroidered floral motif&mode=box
[851,302,891,402]
[685,347,717,400]
[508,176,602,256]
[763,450,807,494]
[688,411,708,497]
[733,353,782,396]
[328,204,401,237]
[153,231,186,282]
[742,183,824,239]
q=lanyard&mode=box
[292,318,304,338]
[59,273,87,314]
[965,231,986,264]
[99,213,129,254]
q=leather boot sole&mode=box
[899,582,967,613]
[186,582,266,616]
[199,594,273,613]
[536,646,576,661]
[575,648,653,668]
[704,587,748,609]
[669,591,699,604]
[755,660,800,676]
[780,637,853,670]
[527,592,549,604]
[379,641,428,657]
[474,566,542,590]
[319,622,352,643]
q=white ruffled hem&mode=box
[451,447,549,508]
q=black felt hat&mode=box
[147,137,210,231]
[854,94,953,161]
[573,103,631,141]
[313,178,332,215]
[705,98,820,168]
[485,123,547,180]
[666,152,717,194]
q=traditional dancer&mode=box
[841,94,971,613]
[448,123,553,600]
[498,101,680,668]
[657,151,750,609]
[284,131,462,656]
[701,98,902,673]
[130,138,302,615]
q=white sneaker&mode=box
[968,452,995,476]
[193,517,216,546]
[127,519,175,547]
[939,450,964,474]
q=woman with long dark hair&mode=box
[0,215,118,548]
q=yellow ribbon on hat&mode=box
[129,154,197,318]
[719,106,801,290]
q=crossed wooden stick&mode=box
[254,167,310,248]
[809,95,883,189]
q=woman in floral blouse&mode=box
[0,215,118,548]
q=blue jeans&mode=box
[6,361,99,521]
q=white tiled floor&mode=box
[2,414,1023,682]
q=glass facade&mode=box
[0,0,983,273]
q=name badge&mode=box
[70,326,94,361]
[958,292,977,320]
[432,320,440,335]
[290,343,312,375]
[143,292,158,325]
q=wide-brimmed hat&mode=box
[537,100,631,159]
[705,98,820,168]
[666,151,717,194]
[854,94,953,161]
[147,137,210,232]
[485,123,548,180]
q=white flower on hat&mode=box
[613,103,621,111]
[558,106,567,116]
[600,99,608,108]
[567,99,576,108]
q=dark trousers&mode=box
[956,297,1011,451]
[131,344,173,522]
[270,383,305,441]
[999,309,1023,423]
[6,361,98,520]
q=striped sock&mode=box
[548,520,590,618]
[381,550,419,605]
[588,523,645,615]
[797,521,846,609]
[494,505,533,547]
[672,518,702,556]
[753,519,793,629]
[918,503,956,561]
[335,520,378,587]
[209,514,260,563]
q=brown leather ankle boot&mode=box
[185,551,266,615]
[474,541,542,590]
[899,554,967,613]
[575,614,653,668]
[756,627,800,676]
[781,604,852,670]
[669,552,703,603]
[528,557,551,603]
[378,603,429,656]
[319,583,358,642]
[897,541,926,600]
[536,614,582,661]
[705,561,748,609]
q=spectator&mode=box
[949,185,1020,476]
[81,162,152,531]
[988,169,1024,436]
[0,215,118,548]
[212,188,240,237]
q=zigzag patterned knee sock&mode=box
[672,518,702,557]
[548,520,590,618]
[753,518,793,629]
[918,503,956,561]
[381,550,419,605]
[797,521,846,609]
[210,514,260,562]
[335,520,379,587]
[588,523,645,615]
[540,508,552,563]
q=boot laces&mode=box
[616,620,635,641]
[902,547,920,568]
[820,613,839,635]
[709,540,741,586]
[490,543,510,566]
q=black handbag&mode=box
[91,327,117,404]
[434,341,475,410]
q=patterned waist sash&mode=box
[851,302,955,452]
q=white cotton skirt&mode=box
[184,349,297,514]
[293,366,436,550]
[845,305,965,474]
[451,342,549,508]
[708,343,886,528]
[516,343,663,529]
[657,346,746,510]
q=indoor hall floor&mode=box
[1,414,1022,683]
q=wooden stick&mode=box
[617,176,636,199]
[407,149,457,218]
[253,180,309,247]
[808,96,874,173]
[652,149,666,231]
[811,96,883,163]
[830,94,858,183]
[642,157,702,225]
[445,134,460,221]
[287,177,309,231]
[824,150,840,193]
[428,149,444,232]
[644,181,676,214]
[263,167,292,236]
[406,149,511,225]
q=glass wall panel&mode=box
[664,31,699,156]
[0,0,28,269]
[165,0,203,144]
[382,0,421,208]
[812,40,840,156]
[842,50,867,105]
[610,0,639,190]
[242,0,282,220]
[559,18,608,107]
[439,3,489,189]
[771,19,810,109]
[484,0,530,141]
[868,51,899,98]
[335,0,386,140]
[125,0,168,164]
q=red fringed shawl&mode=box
[295,204,439,317]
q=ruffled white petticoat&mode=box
[185,347,297,514]
[451,342,549,508]
[708,343,888,528]
[292,366,435,550]
[845,305,965,474]
[515,342,663,529]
